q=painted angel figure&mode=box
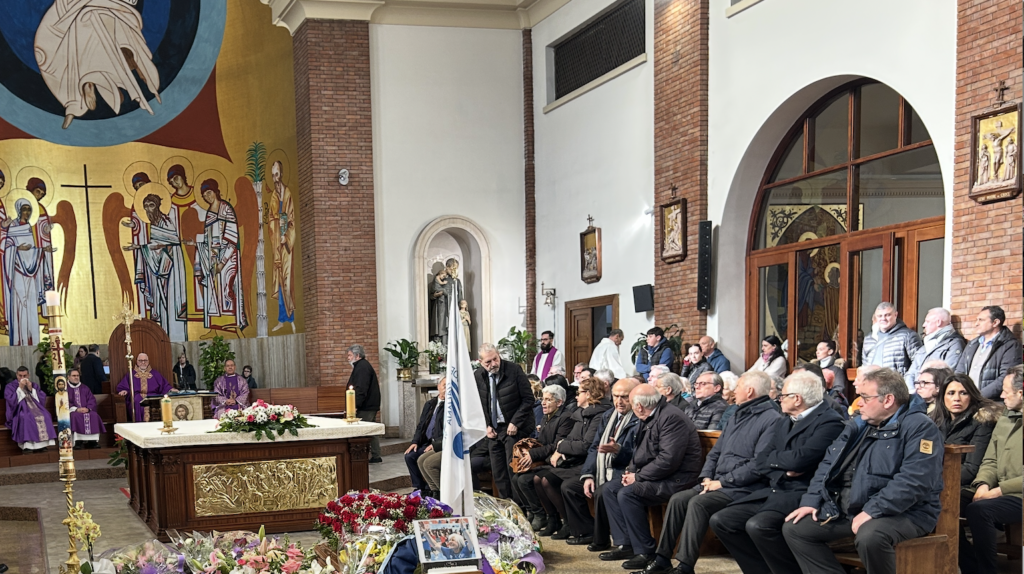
[35,0,162,129]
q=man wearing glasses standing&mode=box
[783,368,943,574]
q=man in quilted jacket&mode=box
[861,302,922,376]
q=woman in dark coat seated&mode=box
[511,384,574,531]
[534,377,611,540]
[929,373,1002,503]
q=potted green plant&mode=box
[199,335,236,390]
[630,323,685,371]
[498,326,535,372]
[384,339,422,381]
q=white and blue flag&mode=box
[440,299,487,517]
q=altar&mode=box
[115,417,384,541]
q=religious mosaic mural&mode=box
[0,0,303,346]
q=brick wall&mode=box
[653,0,709,340]
[524,29,538,343]
[293,20,380,385]
[952,0,1023,337]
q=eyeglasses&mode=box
[693,381,717,388]
[859,394,887,403]
[777,393,800,400]
[914,381,936,387]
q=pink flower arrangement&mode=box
[210,402,313,441]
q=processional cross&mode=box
[114,303,143,422]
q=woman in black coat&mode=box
[511,384,574,531]
[929,373,1002,492]
[534,377,611,539]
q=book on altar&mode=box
[413,516,481,573]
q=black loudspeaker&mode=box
[633,284,654,313]
[697,221,712,310]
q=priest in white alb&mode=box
[589,328,628,379]
[531,330,564,381]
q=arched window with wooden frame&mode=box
[746,80,946,385]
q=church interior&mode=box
[0,0,1020,572]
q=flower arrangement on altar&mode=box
[168,527,332,574]
[65,501,102,563]
[210,400,314,441]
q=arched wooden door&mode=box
[107,319,172,389]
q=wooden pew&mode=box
[833,443,973,574]
[648,430,721,545]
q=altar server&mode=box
[213,359,250,418]
[116,353,172,422]
[4,366,56,452]
[67,368,106,449]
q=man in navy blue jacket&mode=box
[782,368,943,574]
[635,327,674,381]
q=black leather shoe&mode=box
[566,535,593,546]
[538,516,561,537]
[599,546,634,561]
[87,441,101,449]
[629,560,677,574]
[0,563,8,574]
[587,541,611,552]
[368,457,383,464]
[621,554,654,570]
[550,524,571,540]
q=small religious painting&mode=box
[580,217,602,284]
[660,198,687,263]
[170,396,202,421]
[969,104,1021,204]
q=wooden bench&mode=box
[833,443,973,574]
[647,430,721,543]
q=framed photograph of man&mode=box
[580,223,602,284]
[969,103,1021,204]
[660,198,687,263]
[414,516,480,572]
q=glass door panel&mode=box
[915,238,944,327]
[795,243,841,364]
[759,264,790,345]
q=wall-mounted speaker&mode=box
[633,284,654,313]
[697,221,712,310]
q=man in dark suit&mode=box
[475,343,536,500]
[347,344,382,463]
[631,371,782,574]
[405,377,447,495]
[79,344,107,395]
[600,384,702,567]
[708,371,846,574]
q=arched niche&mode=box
[413,216,491,359]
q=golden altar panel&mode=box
[192,456,337,517]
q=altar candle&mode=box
[346,386,356,417]
[161,395,172,424]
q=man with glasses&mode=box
[783,368,943,574]
[116,353,172,422]
[531,330,564,381]
[563,378,641,548]
[684,372,728,430]
[912,366,953,414]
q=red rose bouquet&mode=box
[316,490,453,540]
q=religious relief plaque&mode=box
[969,103,1021,204]
[580,216,602,284]
[192,456,338,517]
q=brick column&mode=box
[653,0,709,337]
[293,20,379,385]
[951,0,1022,334]
[524,29,538,342]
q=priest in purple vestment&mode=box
[4,367,56,452]
[213,359,249,419]
[67,368,106,448]
[116,353,172,422]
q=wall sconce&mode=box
[541,282,557,308]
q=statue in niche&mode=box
[459,300,472,350]
[427,258,464,345]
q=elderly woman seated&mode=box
[534,377,612,540]
[511,384,574,531]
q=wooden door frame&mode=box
[564,295,620,364]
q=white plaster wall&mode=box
[707,0,957,368]
[532,0,656,369]
[371,24,526,425]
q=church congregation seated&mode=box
[407,377,447,496]
[745,335,787,379]
[652,372,689,412]
[914,366,955,414]
[679,344,712,382]
[812,340,849,394]
[790,363,848,420]
[929,373,1000,501]
[698,336,731,374]
[683,372,728,430]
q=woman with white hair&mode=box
[512,384,574,532]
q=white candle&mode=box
[45,291,60,307]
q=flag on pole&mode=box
[440,299,487,517]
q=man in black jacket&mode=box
[955,305,1023,399]
[708,371,846,574]
[601,384,702,567]
[405,378,447,493]
[347,344,382,463]
[79,344,107,395]
[630,371,781,574]
[475,343,536,500]
[683,372,728,430]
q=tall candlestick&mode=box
[159,395,177,434]
[346,386,357,423]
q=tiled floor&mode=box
[0,519,47,574]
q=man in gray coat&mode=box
[861,302,922,375]
[905,307,965,388]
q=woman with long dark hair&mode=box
[929,373,1002,488]
[745,335,787,379]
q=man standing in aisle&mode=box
[591,329,628,379]
[347,345,382,463]
[476,343,535,500]
[531,331,564,381]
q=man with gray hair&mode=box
[783,368,943,574]
[648,364,670,385]
[685,372,728,430]
[905,307,965,388]
[653,372,688,412]
[632,371,781,574]
[347,345,382,462]
[475,342,536,500]
[861,302,922,375]
[709,371,846,574]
